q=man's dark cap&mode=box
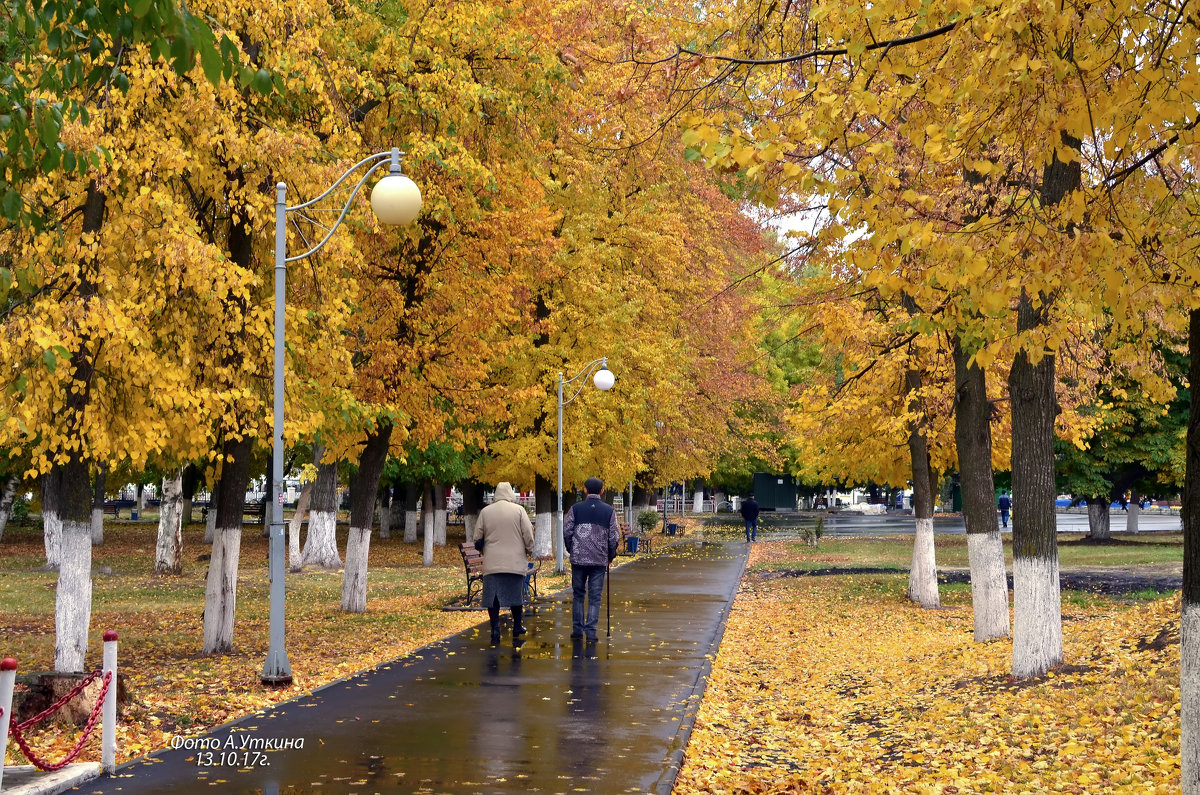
[584,477,603,495]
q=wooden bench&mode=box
[459,542,485,606]
[243,500,267,524]
[458,542,539,606]
[102,499,135,519]
[619,525,653,555]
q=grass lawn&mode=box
[677,539,1180,793]
[745,531,1184,572]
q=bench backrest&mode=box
[459,542,482,575]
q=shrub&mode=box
[802,515,825,548]
[637,509,660,533]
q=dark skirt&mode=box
[481,572,525,608]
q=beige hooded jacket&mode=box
[471,482,535,576]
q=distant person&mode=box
[564,477,620,642]
[740,495,760,542]
[997,490,1012,529]
[472,482,535,645]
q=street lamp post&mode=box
[263,148,421,685]
[555,358,615,574]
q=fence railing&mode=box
[0,631,119,789]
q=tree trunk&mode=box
[534,473,553,559]
[1087,500,1111,540]
[1181,306,1200,794]
[342,423,392,612]
[1009,288,1063,679]
[90,466,105,546]
[462,480,485,545]
[203,435,252,655]
[0,475,17,542]
[302,451,341,569]
[136,483,146,515]
[205,478,220,544]
[154,467,185,575]
[288,481,313,573]
[953,338,1010,641]
[42,474,62,569]
[422,482,434,567]
[403,481,419,543]
[1128,498,1140,534]
[433,483,447,546]
[377,484,391,539]
[53,179,105,672]
[906,368,940,608]
[180,463,198,525]
[51,461,93,673]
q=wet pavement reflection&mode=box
[80,540,748,794]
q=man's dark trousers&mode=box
[571,564,606,640]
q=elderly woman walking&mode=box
[471,482,535,644]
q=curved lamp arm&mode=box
[561,357,612,407]
[281,148,410,263]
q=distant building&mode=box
[752,473,797,511]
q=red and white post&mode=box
[101,631,117,773]
[1,656,17,790]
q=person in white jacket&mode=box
[472,482,535,644]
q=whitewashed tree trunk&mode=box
[909,517,940,607]
[905,365,939,608]
[1184,601,1200,795]
[1087,501,1111,539]
[1012,555,1062,678]
[433,483,447,546]
[967,531,1009,640]
[137,483,147,515]
[342,423,391,612]
[535,475,553,558]
[304,510,340,568]
[1181,308,1200,795]
[1128,499,1140,534]
[90,467,105,546]
[202,435,252,655]
[55,518,92,672]
[422,482,434,567]
[203,526,241,654]
[204,481,219,544]
[953,338,1011,642]
[155,468,184,575]
[378,491,391,539]
[0,475,18,541]
[302,457,341,569]
[1009,288,1064,679]
[288,481,313,573]
[403,482,419,543]
[42,477,62,569]
[693,488,704,513]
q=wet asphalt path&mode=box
[78,539,748,795]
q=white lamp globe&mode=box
[371,174,422,226]
[593,366,615,391]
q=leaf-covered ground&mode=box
[676,540,1180,793]
[0,520,580,767]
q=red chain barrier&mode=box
[9,670,112,772]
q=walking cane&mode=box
[606,560,611,637]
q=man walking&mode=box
[564,477,620,642]
[997,490,1012,529]
[740,494,760,542]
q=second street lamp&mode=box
[556,358,615,574]
[263,148,421,685]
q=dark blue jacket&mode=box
[740,497,760,521]
[564,495,619,566]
